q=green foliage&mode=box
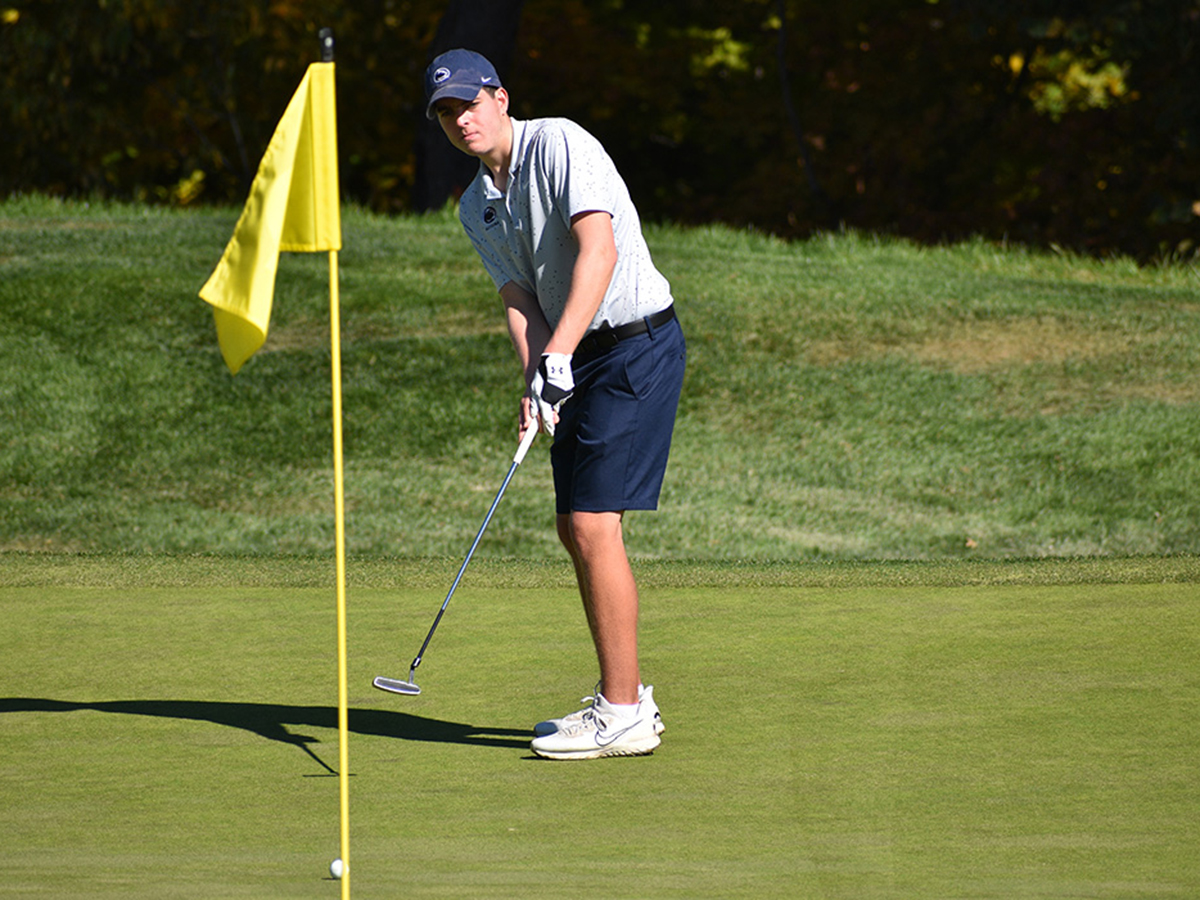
[0,0,442,208]
[2,1,1199,258]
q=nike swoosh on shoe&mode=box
[594,721,642,748]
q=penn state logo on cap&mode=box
[424,49,502,119]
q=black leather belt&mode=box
[574,306,676,364]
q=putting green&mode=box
[2,557,1197,898]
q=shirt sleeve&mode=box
[536,121,618,229]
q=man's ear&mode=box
[496,86,510,115]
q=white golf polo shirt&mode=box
[459,117,673,333]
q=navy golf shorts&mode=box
[551,313,686,515]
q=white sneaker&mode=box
[530,692,662,760]
[533,684,664,738]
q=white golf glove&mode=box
[529,352,574,436]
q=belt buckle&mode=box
[578,328,615,362]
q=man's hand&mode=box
[529,352,574,435]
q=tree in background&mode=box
[411,0,525,212]
[507,0,1199,257]
[2,0,1197,259]
[0,0,444,209]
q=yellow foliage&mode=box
[172,169,206,206]
[1025,47,1131,120]
[685,26,751,75]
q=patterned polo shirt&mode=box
[459,117,673,333]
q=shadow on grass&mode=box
[0,698,531,773]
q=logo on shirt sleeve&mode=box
[483,207,499,229]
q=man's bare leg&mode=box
[557,510,640,705]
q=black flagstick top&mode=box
[320,28,334,62]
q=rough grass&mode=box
[3,196,1200,559]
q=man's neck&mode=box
[483,119,515,192]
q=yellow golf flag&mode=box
[199,62,341,375]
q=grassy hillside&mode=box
[2,195,1199,559]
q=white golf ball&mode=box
[330,858,344,879]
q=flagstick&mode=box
[316,29,350,898]
[199,28,348,888]
[329,246,351,899]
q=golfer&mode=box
[425,49,686,760]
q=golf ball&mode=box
[330,858,344,879]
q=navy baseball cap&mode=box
[424,49,502,119]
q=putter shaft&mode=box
[375,426,538,694]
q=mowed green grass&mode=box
[2,556,1198,898]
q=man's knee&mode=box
[565,511,624,559]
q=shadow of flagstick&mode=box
[0,698,532,772]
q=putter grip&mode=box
[513,424,538,465]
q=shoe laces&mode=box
[578,680,602,709]
[554,710,591,737]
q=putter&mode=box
[373,424,538,696]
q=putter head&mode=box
[373,675,421,696]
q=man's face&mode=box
[434,87,509,159]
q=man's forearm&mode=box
[545,211,618,356]
[500,281,552,384]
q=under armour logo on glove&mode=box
[529,352,574,436]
